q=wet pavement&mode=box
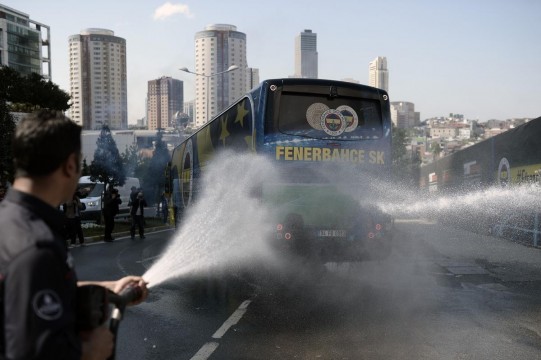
[71,220,541,360]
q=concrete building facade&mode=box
[81,130,181,163]
[430,127,459,138]
[183,99,195,125]
[147,76,183,130]
[0,4,51,78]
[69,28,127,130]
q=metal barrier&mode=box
[493,212,540,247]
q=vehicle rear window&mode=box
[277,92,383,140]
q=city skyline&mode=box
[3,0,541,124]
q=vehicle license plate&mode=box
[318,230,347,237]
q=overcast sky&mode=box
[6,0,541,123]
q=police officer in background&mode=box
[0,110,148,360]
[130,191,148,240]
[103,186,121,242]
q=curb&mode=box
[82,225,174,244]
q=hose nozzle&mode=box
[108,284,144,310]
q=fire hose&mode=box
[77,284,145,360]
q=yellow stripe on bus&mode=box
[275,146,385,164]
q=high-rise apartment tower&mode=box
[69,28,127,130]
[368,56,389,93]
[193,24,247,127]
[147,77,183,130]
[294,29,318,79]
[0,4,51,78]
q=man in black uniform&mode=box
[103,186,121,242]
[0,110,148,360]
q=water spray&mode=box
[142,153,282,287]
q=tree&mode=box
[0,66,70,111]
[0,99,15,192]
[134,157,150,188]
[431,142,442,159]
[81,158,90,176]
[89,125,125,190]
[143,131,170,204]
[0,66,71,191]
[392,126,409,168]
[391,125,419,187]
[121,143,140,178]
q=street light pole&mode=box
[179,65,239,124]
[206,76,209,122]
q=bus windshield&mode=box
[277,91,383,140]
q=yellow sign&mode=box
[275,146,385,164]
[511,164,541,184]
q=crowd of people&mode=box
[57,184,159,246]
[4,182,170,245]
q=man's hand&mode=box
[113,276,149,305]
[79,276,149,306]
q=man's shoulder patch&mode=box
[32,289,63,321]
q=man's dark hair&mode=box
[13,110,81,177]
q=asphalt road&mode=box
[71,220,541,360]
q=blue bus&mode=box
[165,78,393,262]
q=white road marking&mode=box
[189,342,219,360]
[212,299,251,339]
[136,255,161,263]
[189,299,251,359]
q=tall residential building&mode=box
[0,4,51,78]
[391,101,420,129]
[183,100,195,125]
[69,28,127,130]
[246,67,260,91]
[146,76,183,130]
[294,29,318,79]
[193,24,247,127]
[368,56,389,93]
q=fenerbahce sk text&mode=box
[275,146,385,164]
